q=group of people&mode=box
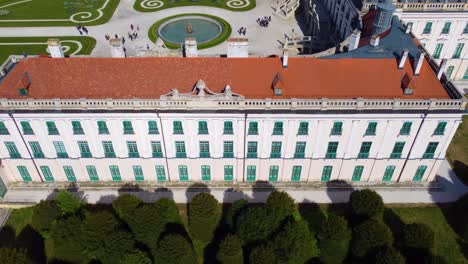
[257,16,271,28]
[237,27,247,36]
[76,25,89,35]
[128,24,140,41]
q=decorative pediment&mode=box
[160,79,244,100]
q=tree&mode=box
[266,191,296,228]
[188,193,221,242]
[31,200,60,234]
[55,190,82,215]
[95,229,136,264]
[216,234,243,264]
[236,206,275,245]
[300,204,326,236]
[249,244,279,264]
[317,214,351,264]
[112,194,143,222]
[0,248,32,264]
[349,189,384,220]
[49,215,86,263]
[81,211,121,257]
[400,223,434,250]
[351,219,393,258]
[154,233,196,264]
[120,250,152,264]
[374,247,405,264]
[225,199,248,230]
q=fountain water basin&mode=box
[157,15,224,45]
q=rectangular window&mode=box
[102,141,116,158]
[148,121,159,134]
[247,141,258,158]
[123,121,134,134]
[352,166,364,182]
[291,166,302,182]
[97,121,109,134]
[201,165,211,181]
[224,165,233,181]
[53,141,68,158]
[178,165,189,181]
[46,121,59,135]
[86,165,99,181]
[434,121,447,135]
[452,43,464,59]
[127,141,140,158]
[331,121,343,135]
[78,141,92,158]
[326,142,338,159]
[273,121,283,135]
[224,121,233,135]
[71,121,84,135]
[5,142,21,159]
[198,121,208,135]
[20,121,34,135]
[390,142,405,159]
[199,141,210,158]
[109,165,122,181]
[63,166,77,182]
[365,122,377,136]
[441,22,451,34]
[413,165,427,182]
[248,122,258,135]
[175,141,186,158]
[382,165,396,182]
[151,141,163,158]
[133,165,144,181]
[433,43,443,59]
[321,166,333,182]
[464,67,468,80]
[17,166,32,182]
[223,141,234,158]
[294,142,306,158]
[269,165,279,182]
[358,142,372,159]
[270,141,282,158]
[156,165,166,181]
[423,22,432,34]
[464,23,468,34]
[29,141,44,158]
[173,121,183,134]
[297,122,309,135]
[247,165,256,181]
[400,121,412,135]
[0,121,9,135]
[40,166,54,182]
[423,142,439,159]
[446,66,455,79]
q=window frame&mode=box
[294,141,306,158]
[132,165,144,181]
[86,165,99,181]
[199,141,210,158]
[321,166,333,182]
[198,121,209,135]
[0,121,9,135]
[40,166,54,182]
[330,121,343,135]
[365,122,377,136]
[223,141,234,158]
[326,142,339,159]
[223,121,233,135]
[156,165,166,181]
[109,165,122,181]
[173,121,184,134]
[78,141,92,158]
[269,165,279,182]
[178,165,189,181]
[270,141,282,158]
[126,141,140,158]
[46,121,59,135]
[97,121,109,134]
[248,121,258,135]
[20,121,34,135]
[71,121,84,135]
[122,121,134,135]
[390,141,405,159]
[297,122,309,135]
[358,141,372,159]
[433,121,447,135]
[148,121,159,135]
[102,141,116,158]
[291,165,302,182]
[53,141,68,158]
[151,141,163,158]
[63,166,77,182]
[224,165,234,181]
[17,166,32,182]
[201,165,211,181]
[382,165,396,182]
[247,141,258,158]
[175,141,187,158]
[246,165,256,181]
[352,166,364,182]
[29,141,44,158]
[423,142,439,159]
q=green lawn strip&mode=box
[447,115,468,186]
[134,0,255,12]
[3,206,34,236]
[148,13,232,50]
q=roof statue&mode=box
[160,79,244,100]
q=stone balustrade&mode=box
[363,2,468,11]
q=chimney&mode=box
[437,59,447,80]
[398,49,409,69]
[348,29,361,51]
[405,23,412,34]
[47,39,64,58]
[109,38,125,58]
[282,49,289,68]
[227,38,249,58]
[414,52,425,76]
[184,37,197,57]
[370,35,380,47]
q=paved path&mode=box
[0,0,303,57]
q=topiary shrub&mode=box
[317,214,352,264]
[112,194,143,222]
[400,223,434,250]
[266,191,296,228]
[0,248,32,264]
[351,219,393,258]
[216,234,243,264]
[81,211,121,257]
[120,250,152,264]
[374,247,405,264]
[31,200,60,234]
[249,244,279,264]
[236,206,275,245]
[349,189,384,220]
[188,193,221,242]
[95,230,136,264]
[49,215,86,263]
[55,190,83,215]
[225,199,248,230]
[154,233,196,264]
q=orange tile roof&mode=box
[0,56,450,100]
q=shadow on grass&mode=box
[452,160,468,186]
[0,224,45,263]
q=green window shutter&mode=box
[294,142,306,158]
[97,121,109,134]
[123,121,134,134]
[178,165,188,181]
[433,43,443,59]
[173,121,183,134]
[246,165,256,181]
[464,23,468,34]
[102,141,116,158]
[224,165,234,181]
[0,121,9,135]
[133,165,144,181]
[199,141,210,158]
[400,122,412,135]
[326,142,338,159]
[63,166,77,182]
[53,141,68,158]
[358,142,372,159]
[413,165,427,182]
[446,66,455,79]
[17,166,32,182]
[453,43,464,59]
[29,141,44,158]
[156,165,166,181]
[423,142,439,159]
[248,122,258,135]
[127,141,140,158]
[269,165,279,182]
[382,165,396,182]
[390,142,405,159]
[223,141,234,158]
[247,141,258,158]
[78,141,92,158]
[270,141,282,158]
[365,122,377,135]
[423,22,432,34]
[5,142,21,158]
[46,121,59,135]
[406,22,413,30]
[297,122,308,135]
[272,121,283,135]
[464,67,468,80]
[198,121,208,135]
[223,121,233,134]
[40,166,54,182]
[442,22,451,34]
[148,121,159,134]
[151,141,163,158]
[109,165,122,181]
[321,166,333,182]
[175,141,186,158]
[291,166,302,182]
[71,121,84,135]
[86,165,99,181]
[434,122,447,135]
[331,121,343,135]
[201,165,211,181]
[352,166,364,182]
[20,121,34,135]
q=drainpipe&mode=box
[242,113,248,182]
[156,111,171,182]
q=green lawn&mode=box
[0,0,120,26]
[0,36,96,64]
[134,0,255,12]
[447,115,468,185]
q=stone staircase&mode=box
[272,0,300,20]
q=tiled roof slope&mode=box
[0,56,449,100]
